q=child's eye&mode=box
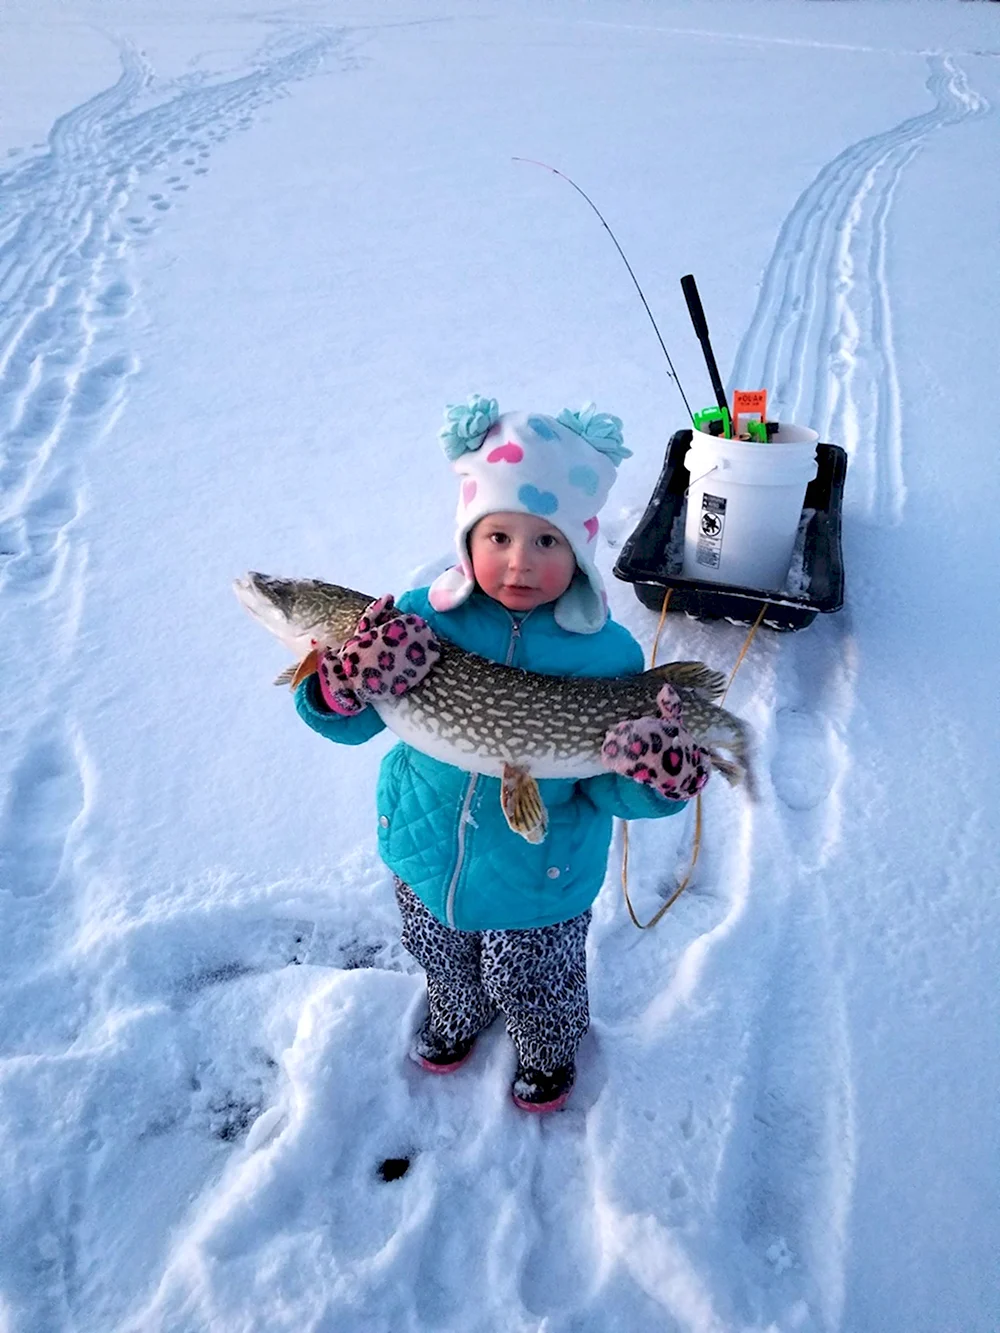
[490,533,509,546]
[537,534,558,549]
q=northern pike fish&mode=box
[234,572,755,842]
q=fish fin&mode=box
[273,648,320,689]
[648,661,726,700]
[500,763,548,844]
[290,647,321,688]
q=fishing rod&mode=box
[513,157,695,424]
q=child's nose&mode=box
[509,540,533,569]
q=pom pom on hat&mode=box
[439,395,500,460]
[557,403,632,465]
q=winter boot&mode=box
[512,1062,575,1112]
[410,1019,476,1074]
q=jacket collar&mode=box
[465,590,558,633]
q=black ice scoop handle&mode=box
[681,273,729,421]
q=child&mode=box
[294,397,709,1112]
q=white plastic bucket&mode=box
[681,423,819,591]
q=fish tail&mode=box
[704,724,759,801]
[705,751,745,787]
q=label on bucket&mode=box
[696,494,727,568]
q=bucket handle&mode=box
[684,464,718,496]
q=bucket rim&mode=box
[688,423,819,452]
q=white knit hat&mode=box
[428,397,631,634]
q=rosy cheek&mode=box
[538,552,576,599]
[469,546,494,590]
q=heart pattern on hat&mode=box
[569,464,599,496]
[487,442,524,464]
[518,484,559,516]
[527,416,558,440]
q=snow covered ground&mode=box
[1,2,998,1329]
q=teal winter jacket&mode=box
[295,587,686,931]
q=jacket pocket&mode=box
[375,743,410,852]
[539,788,608,892]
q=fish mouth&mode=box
[233,572,301,636]
[233,574,262,615]
[234,572,299,618]
[233,572,277,619]
[233,571,335,656]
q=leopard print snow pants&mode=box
[394,878,590,1073]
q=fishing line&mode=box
[513,157,695,423]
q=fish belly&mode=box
[373,699,604,781]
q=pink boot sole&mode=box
[512,1090,571,1113]
[413,1050,474,1075]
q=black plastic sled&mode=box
[614,429,847,632]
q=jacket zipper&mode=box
[503,607,533,664]
[445,775,478,927]
[443,609,532,927]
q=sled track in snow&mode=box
[577,52,989,1333]
[700,54,988,1332]
[730,54,988,526]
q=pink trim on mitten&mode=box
[316,650,365,715]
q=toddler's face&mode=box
[469,512,577,613]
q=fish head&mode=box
[233,572,370,656]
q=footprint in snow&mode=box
[0,731,84,897]
[770,708,836,811]
[95,281,133,318]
